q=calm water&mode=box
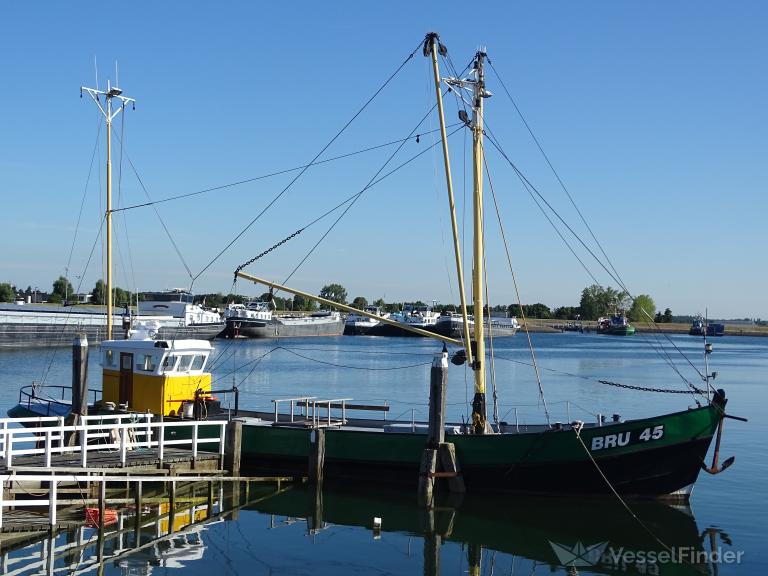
[0,332,765,575]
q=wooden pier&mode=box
[0,413,291,535]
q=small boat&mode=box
[689,316,725,337]
[222,299,343,338]
[138,289,225,340]
[366,303,441,337]
[597,314,636,336]
[343,305,389,335]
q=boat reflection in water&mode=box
[246,483,734,576]
[0,481,735,576]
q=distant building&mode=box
[74,293,92,304]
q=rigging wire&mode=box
[482,148,550,425]
[486,58,625,286]
[482,127,706,387]
[108,142,195,297]
[64,117,102,294]
[196,39,426,283]
[110,126,458,214]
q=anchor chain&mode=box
[597,379,705,395]
[233,228,305,279]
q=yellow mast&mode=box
[81,82,135,340]
[470,51,489,434]
[424,32,474,369]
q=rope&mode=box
[110,125,458,214]
[483,146,550,425]
[572,424,709,575]
[195,39,425,282]
[487,58,625,287]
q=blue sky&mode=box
[1,1,765,319]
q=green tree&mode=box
[579,284,628,319]
[91,280,106,305]
[508,303,552,319]
[351,296,368,310]
[662,308,673,323]
[373,298,386,308]
[0,283,14,302]
[292,294,316,311]
[553,306,580,320]
[52,276,74,301]
[628,294,656,322]
[319,283,347,305]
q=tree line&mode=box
[0,279,687,325]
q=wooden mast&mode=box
[424,32,475,370]
[81,82,135,339]
[470,51,490,434]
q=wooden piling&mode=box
[134,480,143,542]
[422,507,441,576]
[419,349,449,504]
[438,443,465,493]
[418,449,438,505]
[308,428,326,484]
[224,420,242,476]
[168,481,176,533]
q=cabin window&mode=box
[104,349,115,367]
[163,355,178,372]
[190,355,206,371]
[177,355,193,372]
[139,354,156,372]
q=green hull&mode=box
[605,325,636,335]
[239,400,722,498]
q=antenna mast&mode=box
[81,81,135,340]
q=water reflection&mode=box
[0,480,739,576]
[246,483,735,576]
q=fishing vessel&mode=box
[343,305,389,335]
[366,303,441,337]
[597,313,636,336]
[222,299,343,338]
[11,34,741,501]
[217,34,738,499]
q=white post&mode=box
[219,423,226,457]
[49,481,57,526]
[158,425,165,464]
[0,479,4,529]
[145,416,151,449]
[5,432,12,468]
[119,426,127,466]
[80,427,88,468]
[44,429,52,468]
[192,424,199,461]
[1,421,7,454]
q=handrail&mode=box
[0,418,226,469]
[0,472,250,529]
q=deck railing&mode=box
[0,417,226,469]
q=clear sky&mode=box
[1,1,765,319]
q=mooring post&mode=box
[418,348,448,504]
[309,481,324,533]
[224,420,242,476]
[67,333,89,446]
[169,480,176,533]
[134,480,143,543]
[422,506,441,576]
[308,428,326,485]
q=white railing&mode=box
[0,417,226,469]
[0,473,235,529]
